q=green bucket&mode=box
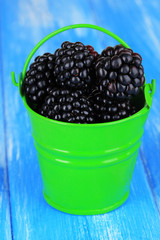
[11,24,156,215]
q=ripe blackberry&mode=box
[40,88,95,123]
[22,53,56,111]
[95,44,145,100]
[53,41,96,91]
[91,91,137,122]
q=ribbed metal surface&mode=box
[33,134,142,167]
[26,100,150,214]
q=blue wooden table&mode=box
[0,0,160,239]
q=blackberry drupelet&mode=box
[53,41,96,91]
[95,44,145,100]
[91,91,137,122]
[101,44,125,56]
[86,45,99,58]
[22,53,55,111]
[40,88,95,123]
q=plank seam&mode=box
[0,24,13,240]
[140,148,160,217]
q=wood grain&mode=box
[0,29,12,239]
[0,0,160,239]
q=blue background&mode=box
[0,0,160,239]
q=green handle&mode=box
[11,23,155,108]
[144,79,156,108]
[11,23,130,87]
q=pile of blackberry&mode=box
[22,42,145,124]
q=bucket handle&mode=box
[144,79,155,108]
[11,23,131,88]
[11,23,156,107]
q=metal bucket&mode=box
[11,24,155,215]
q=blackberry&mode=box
[22,53,56,111]
[92,92,137,122]
[53,41,96,91]
[40,88,95,123]
[95,44,145,100]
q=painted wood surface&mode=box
[0,30,12,240]
[0,0,160,239]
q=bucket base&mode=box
[43,190,129,215]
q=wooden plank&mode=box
[0,31,12,240]
[89,0,160,221]
[1,0,160,239]
[1,0,101,239]
[140,95,160,213]
[135,0,160,212]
